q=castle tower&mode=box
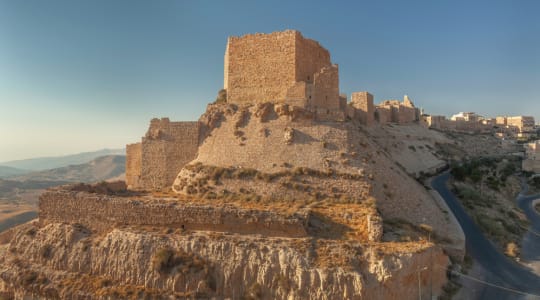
[223,30,342,120]
[351,91,374,126]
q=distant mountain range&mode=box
[11,155,126,183]
[0,148,125,172]
[0,166,28,179]
[0,154,126,201]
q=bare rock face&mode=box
[0,222,449,299]
[367,214,383,242]
[254,102,274,122]
[283,127,295,144]
[174,103,461,248]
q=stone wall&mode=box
[39,189,310,238]
[295,33,331,83]
[372,98,418,124]
[224,30,341,118]
[351,92,374,126]
[423,115,446,129]
[312,65,339,109]
[225,31,297,105]
[125,143,142,189]
[397,105,417,123]
[126,118,199,191]
[375,106,391,124]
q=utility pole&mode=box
[429,233,433,299]
[418,266,427,300]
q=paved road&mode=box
[518,184,540,275]
[431,172,540,299]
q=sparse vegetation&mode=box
[528,176,540,194]
[40,244,53,259]
[440,274,462,300]
[244,282,262,300]
[382,218,450,244]
[450,155,529,257]
[215,89,227,104]
[152,247,206,275]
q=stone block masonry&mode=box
[351,92,374,126]
[39,188,311,238]
[125,143,141,188]
[126,118,200,190]
[224,30,342,120]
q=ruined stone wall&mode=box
[312,65,341,119]
[373,100,417,124]
[39,189,311,238]
[294,33,331,83]
[125,143,142,189]
[375,106,391,124]
[285,81,310,107]
[397,105,416,124]
[224,30,340,117]
[132,118,199,190]
[351,92,374,126]
[424,115,446,129]
[225,31,297,104]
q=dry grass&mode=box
[152,247,207,275]
[450,157,529,257]
[59,273,194,299]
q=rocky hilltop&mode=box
[0,30,471,299]
[0,102,458,299]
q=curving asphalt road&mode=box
[518,183,540,275]
[431,172,540,299]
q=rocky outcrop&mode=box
[174,103,462,248]
[0,222,449,299]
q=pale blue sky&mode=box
[1,0,539,161]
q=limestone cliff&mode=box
[0,221,448,299]
[0,103,462,299]
[174,103,459,244]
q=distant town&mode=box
[422,111,540,173]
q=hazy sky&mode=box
[1,0,539,161]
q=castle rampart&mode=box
[39,188,314,238]
[350,92,374,126]
[125,143,142,188]
[126,118,199,190]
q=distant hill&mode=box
[0,178,69,195]
[0,166,29,179]
[12,155,126,183]
[0,148,125,171]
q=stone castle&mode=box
[126,30,420,190]
[1,30,456,300]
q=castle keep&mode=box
[224,30,342,120]
[126,30,419,191]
